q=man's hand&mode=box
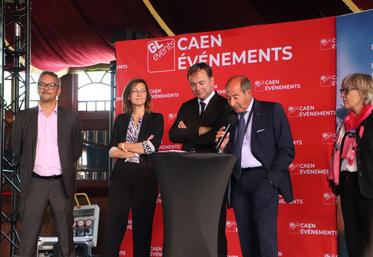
[177,120,187,129]
[215,126,230,152]
[198,126,211,136]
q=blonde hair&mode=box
[342,73,373,104]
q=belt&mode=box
[32,173,62,180]
[241,166,264,172]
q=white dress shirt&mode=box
[198,91,215,115]
[240,99,262,168]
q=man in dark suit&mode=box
[12,71,83,257]
[169,62,231,256]
[217,75,294,257]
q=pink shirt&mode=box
[33,105,62,176]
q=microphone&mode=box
[215,114,237,152]
[215,124,231,152]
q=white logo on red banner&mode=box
[126,219,132,230]
[289,222,337,236]
[177,34,293,69]
[288,105,335,118]
[322,132,334,144]
[150,88,179,99]
[279,197,304,205]
[216,89,226,95]
[226,220,238,232]
[289,162,328,175]
[320,75,336,87]
[116,64,128,70]
[147,39,176,73]
[150,246,162,256]
[254,80,265,91]
[156,193,162,204]
[288,106,299,117]
[116,17,338,257]
[323,192,336,205]
[159,144,181,151]
[168,113,177,122]
[289,222,302,234]
[119,250,126,256]
[253,79,301,92]
[320,38,336,50]
[293,139,303,146]
[289,163,299,175]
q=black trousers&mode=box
[16,176,74,257]
[340,172,373,257]
[218,196,227,257]
[232,168,279,257]
[103,162,158,257]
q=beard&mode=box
[39,92,56,103]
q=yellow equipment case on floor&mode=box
[37,193,100,257]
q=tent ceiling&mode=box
[29,0,373,71]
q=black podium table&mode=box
[150,152,237,257]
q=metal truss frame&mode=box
[0,0,31,256]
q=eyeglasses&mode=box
[339,87,357,95]
[38,82,59,90]
[131,89,147,94]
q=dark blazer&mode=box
[229,99,295,202]
[169,92,231,152]
[109,112,164,170]
[356,111,373,198]
[12,106,83,198]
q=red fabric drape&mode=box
[26,0,364,71]
[31,0,165,71]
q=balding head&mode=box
[225,75,253,113]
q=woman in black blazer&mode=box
[103,78,164,257]
[329,73,373,257]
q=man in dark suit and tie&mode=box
[169,62,231,256]
[217,75,294,257]
[12,71,83,257]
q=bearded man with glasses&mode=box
[12,71,83,257]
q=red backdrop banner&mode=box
[115,16,337,257]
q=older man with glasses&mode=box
[12,71,83,257]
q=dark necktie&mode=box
[232,111,247,179]
[199,101,206,117]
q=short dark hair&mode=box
[187,62,213,79]
[225,75,251,92]
[38,71,61,86]
[122,78,152,113]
